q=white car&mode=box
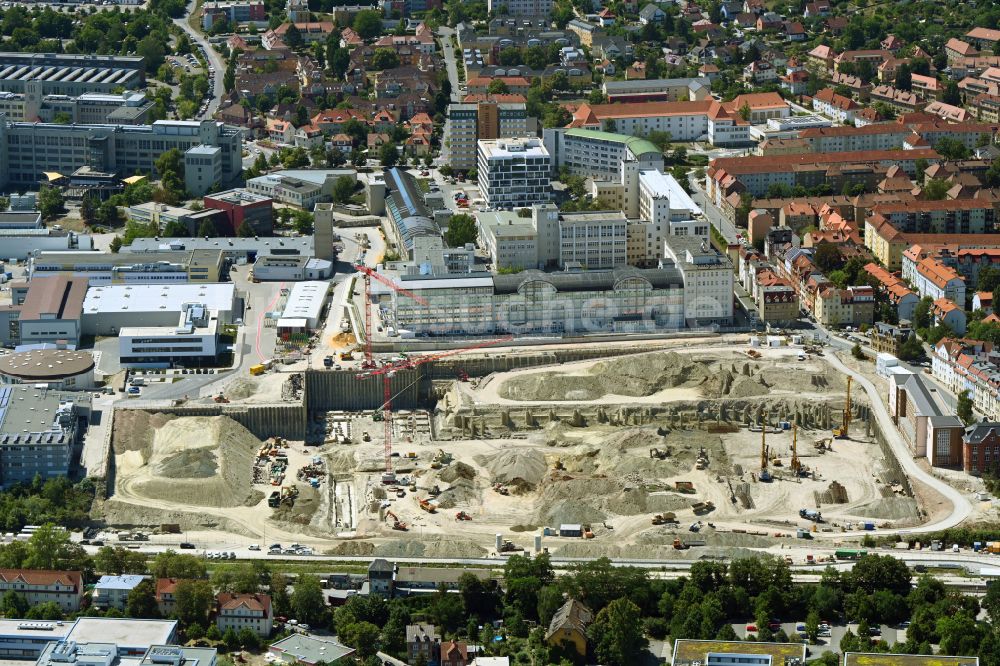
[248,544,261,551]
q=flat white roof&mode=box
[639,170,702,216]
[82,283,236,315]
[281,281,330,321]
[478,138,549,160]
[66,618,177,648]
[0,619,73,638]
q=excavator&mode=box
[832,376,852,439]
[456,511,472,521]
[759,410,772,482]
[385,510,408,531]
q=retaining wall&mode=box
[114,402,307,440]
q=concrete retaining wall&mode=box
[305,368,423,411]
[115,403,306,440]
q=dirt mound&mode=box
[497,352,710,401]
[115,414,260,508]
[854,497,920,521]
[479,449,546,488]
[112,410,176,454]
[225,377,258,401]
[326,541,376,556]
[375,538,486,558]
[440,461,476,483]
[272,484,320,524]
[434,478,479,509]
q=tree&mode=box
[154,148,186,198]
[459,572,500,621]
[897,335,925,362]
[738,102,751,122]
[943,80,962,106]
[379,142,399,168]
[152,550,207,580]
[109,236,123,253]
[291,575,326,626]
[935,137,971,161]
[0,196,8,212]
[371,48,400,71]
[488,79,510,95]
[813,243,844,273]
[958,390,974,425]
[353,10,383,40]
[270,572,291,617]
[922,178,950,200]
[197,218,218,237]
[445,213,477,247]
[851,343,865,360]
[333,175,356,204]
[428,584,464,633]
[126,578,160,619]
[95,545,148,575]
[894,63,912,91]
[38,185,64,221]
[237,627,260,651]
[0,591,29,618]
[913,296,934,330]
[339,621,381,658]
[284,23,303,49]
[588,598,647,666]
[174,579,214,626]
[24,524,88,571]
[847,555,911,597]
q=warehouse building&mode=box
[278,281,331,332]
[251,255,332,281]
[29,250,223,284]
[0,53,146,96]
[0,349,96,390]
[0,119,243,194]
[384,168,442,257]
[0,228,94,261]
[123,236,318,262]
[373,266,685,336]
[0,385,90,486]
[81,283,238,336]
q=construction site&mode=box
[99,322,938,559]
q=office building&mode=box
[29,250,223,285]
[543,129,665,183]
[671,640,806,666]
[202,0,266,29]
[0,53,145,96]
[0,386,90,486]
[842,654,976,666]
[118,303,224,367]
[246,174,327,209]
[0,89,152,125]
[637,170,707,241]
[81,283,237,336]
[0,120,242,194]
[268,635,354,666]
[373,266,686,336]
[203,189,274,236]
[252,255,332,281]
[6,276,88,348]
[477,138,551,208]
[0,350,96,391]
[126,203,223,236]
[39,643,216,666]
[663,236,734,326]
[486,0,552,16]
[216,594,273,638]
[447,98,528,172]
[0,211,41,230]
[125,236,319,263]
[0,570,83,612]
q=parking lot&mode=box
[731,621,905,653]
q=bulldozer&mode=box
[430,449,453,469]
[498,539,519,553]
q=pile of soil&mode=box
[479,449,546,488]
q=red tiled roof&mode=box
[0,569,81,587]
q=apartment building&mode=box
[542,128,664,183]
[486,0,552,16]
[0,52,145,95]
[202,0,266,29]
[864,263,919,321]
[812,88,860,123]
[216,594,273,638]
[874,199,997,235]
[446,98,529,171]
[708,148,940,198]
[0,570,83,612]
[0,391,88,485]
[963,421,1000,474]
[477,138,551,208]
[813,285,875,327]
[602,77,711,103]
[888,370,965,466]
[0,119,243,194]
[93,575,151,611]
[903,256,966,304]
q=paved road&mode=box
[689,175,739,244]
[436,26,461,103]
[821,349,974,537]
[174,0,226,118]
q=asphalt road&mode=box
[689,175,739,244]
[436,26,462,103]
[174,0,226,118]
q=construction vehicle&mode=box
[456,511,472,521]
[583,527,595,539]
[250,364,266,376]
[457,369,469,382]
[649,448,668,460]
[672,537,690,550]
[339,351,354,361]
[268,491,281,508]
[651,512,677,525]
[746,349,761,359]
[832,376,852,438]
[695,447,709,469]
[790,423,803,476]
[362,432,371,442]
[759,410,772,482]
[214,393,230,403]
[492,483,509,495]
[428,485,441,496]
[691,501,715,514]
[498,539,519,553]
[799,508,823,522]
[385,511,407,531]
[418,498,436,513]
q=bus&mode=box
[835,549,868,560]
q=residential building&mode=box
[202,0,265,28]
[406,625,440,665]
[974,291,994,314]
[811,88,862,124]
[0,385,88,486]
[440,641,468,666]
[865,263,919,321]
[0,53,145,95]
[0,570,83,612]
[663,236,734,326]
[932,297,967,335]
[813,285,875,327]
[0,120,242,193]
[906,256,966,304]
[545,599,591,657]
[477,138,551,208]
[603,78,711,103]
[368,559,394,598]
[888,370,965,466]
[963,422,1000,474]
[869,322,914,356]
[446,97,528,172]
[486,0,552,16]
[156,579,180,617]
[872,199,998,235]
[92,575,151,611]
[216,594,272,638]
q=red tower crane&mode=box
[353,264,427,369]
[357,335,514,483]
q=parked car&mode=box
[745,624,758,632]
[179,542,195,549]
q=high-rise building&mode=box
[447,98,528,171]
[477,138,551,208]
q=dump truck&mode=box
[799,508,822,522]
[250,364,266,376]
[691,501,715,514]
[418,498,436,513]
[651,512,678,525]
